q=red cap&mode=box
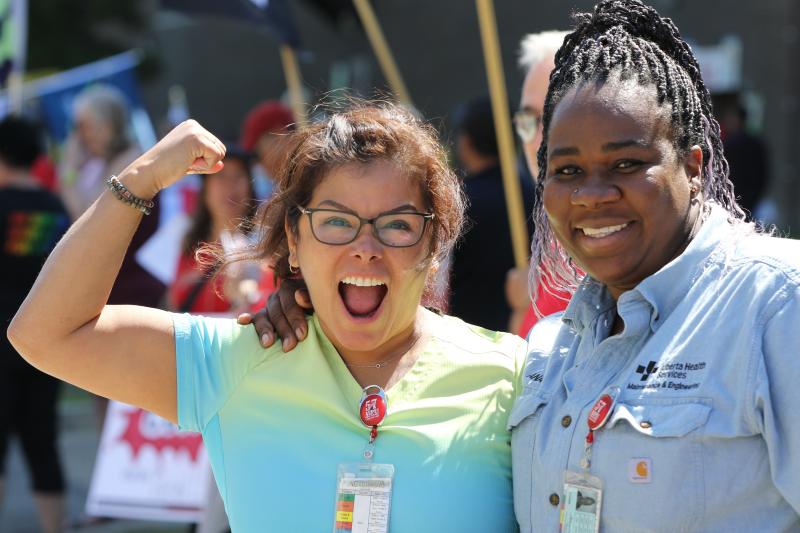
[239,100,295,151]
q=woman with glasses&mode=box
[9,103,524,531]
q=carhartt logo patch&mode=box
[628,458,652,483]
[635,361,659,381]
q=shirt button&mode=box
[561,415,572,428]
[549,493,560,506]
[640,420,652,429]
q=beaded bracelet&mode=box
[105,175,155,215]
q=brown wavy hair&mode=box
[215,100,466,307]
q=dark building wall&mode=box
[653,0,799,230]
[139,0,799,230]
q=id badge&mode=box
[333,462,395,533]
[561,470,602,533]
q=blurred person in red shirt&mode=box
[168,146,275,315]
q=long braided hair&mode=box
[531,0,747,300]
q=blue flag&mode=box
[161,0,301,49]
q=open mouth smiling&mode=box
[338,276,389,318]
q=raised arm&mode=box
[7,120,225,423]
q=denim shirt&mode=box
[510,205,800,533]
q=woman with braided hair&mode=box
[509,0,800,531]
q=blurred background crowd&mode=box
[0,0,798,531]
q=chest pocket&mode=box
[596,397,712,532]
[607,397,712,436]
[508,392,549,532]
[507,391,548,431]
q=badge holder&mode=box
[333,386,394,533]
[562,470,602,533]
[560,386,619,533]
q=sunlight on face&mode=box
[543,79,702,299]
[288,160,433,359]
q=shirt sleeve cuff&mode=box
[172,312,199,432]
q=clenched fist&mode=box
[119,120,227,197]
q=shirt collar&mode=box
[634,204,731,331]
[562,277,615,334]
[561,204,732,334]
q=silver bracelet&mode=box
[105,175,155,215]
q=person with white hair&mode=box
[59,84,142,220]
[515,30,569,176]
[507,30,571,337]
[59,84,164,309]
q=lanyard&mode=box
[335,386,394,533]
[358,385,388,461]
[581,386,620,470]
[581,342,652,470]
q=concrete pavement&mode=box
[1,386,186,533]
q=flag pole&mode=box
[279,45,307,128]
[475,0,529,269]
[351,0,413,109]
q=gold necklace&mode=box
[343,350,406,369]
[342,331,426,369]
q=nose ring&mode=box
[572,188,580,195]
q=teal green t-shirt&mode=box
[174,309,525,532]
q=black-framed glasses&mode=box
[513,109,541,142]
[297,206,435,247]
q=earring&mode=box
[690,184,699,196]
[289,263,299,275]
